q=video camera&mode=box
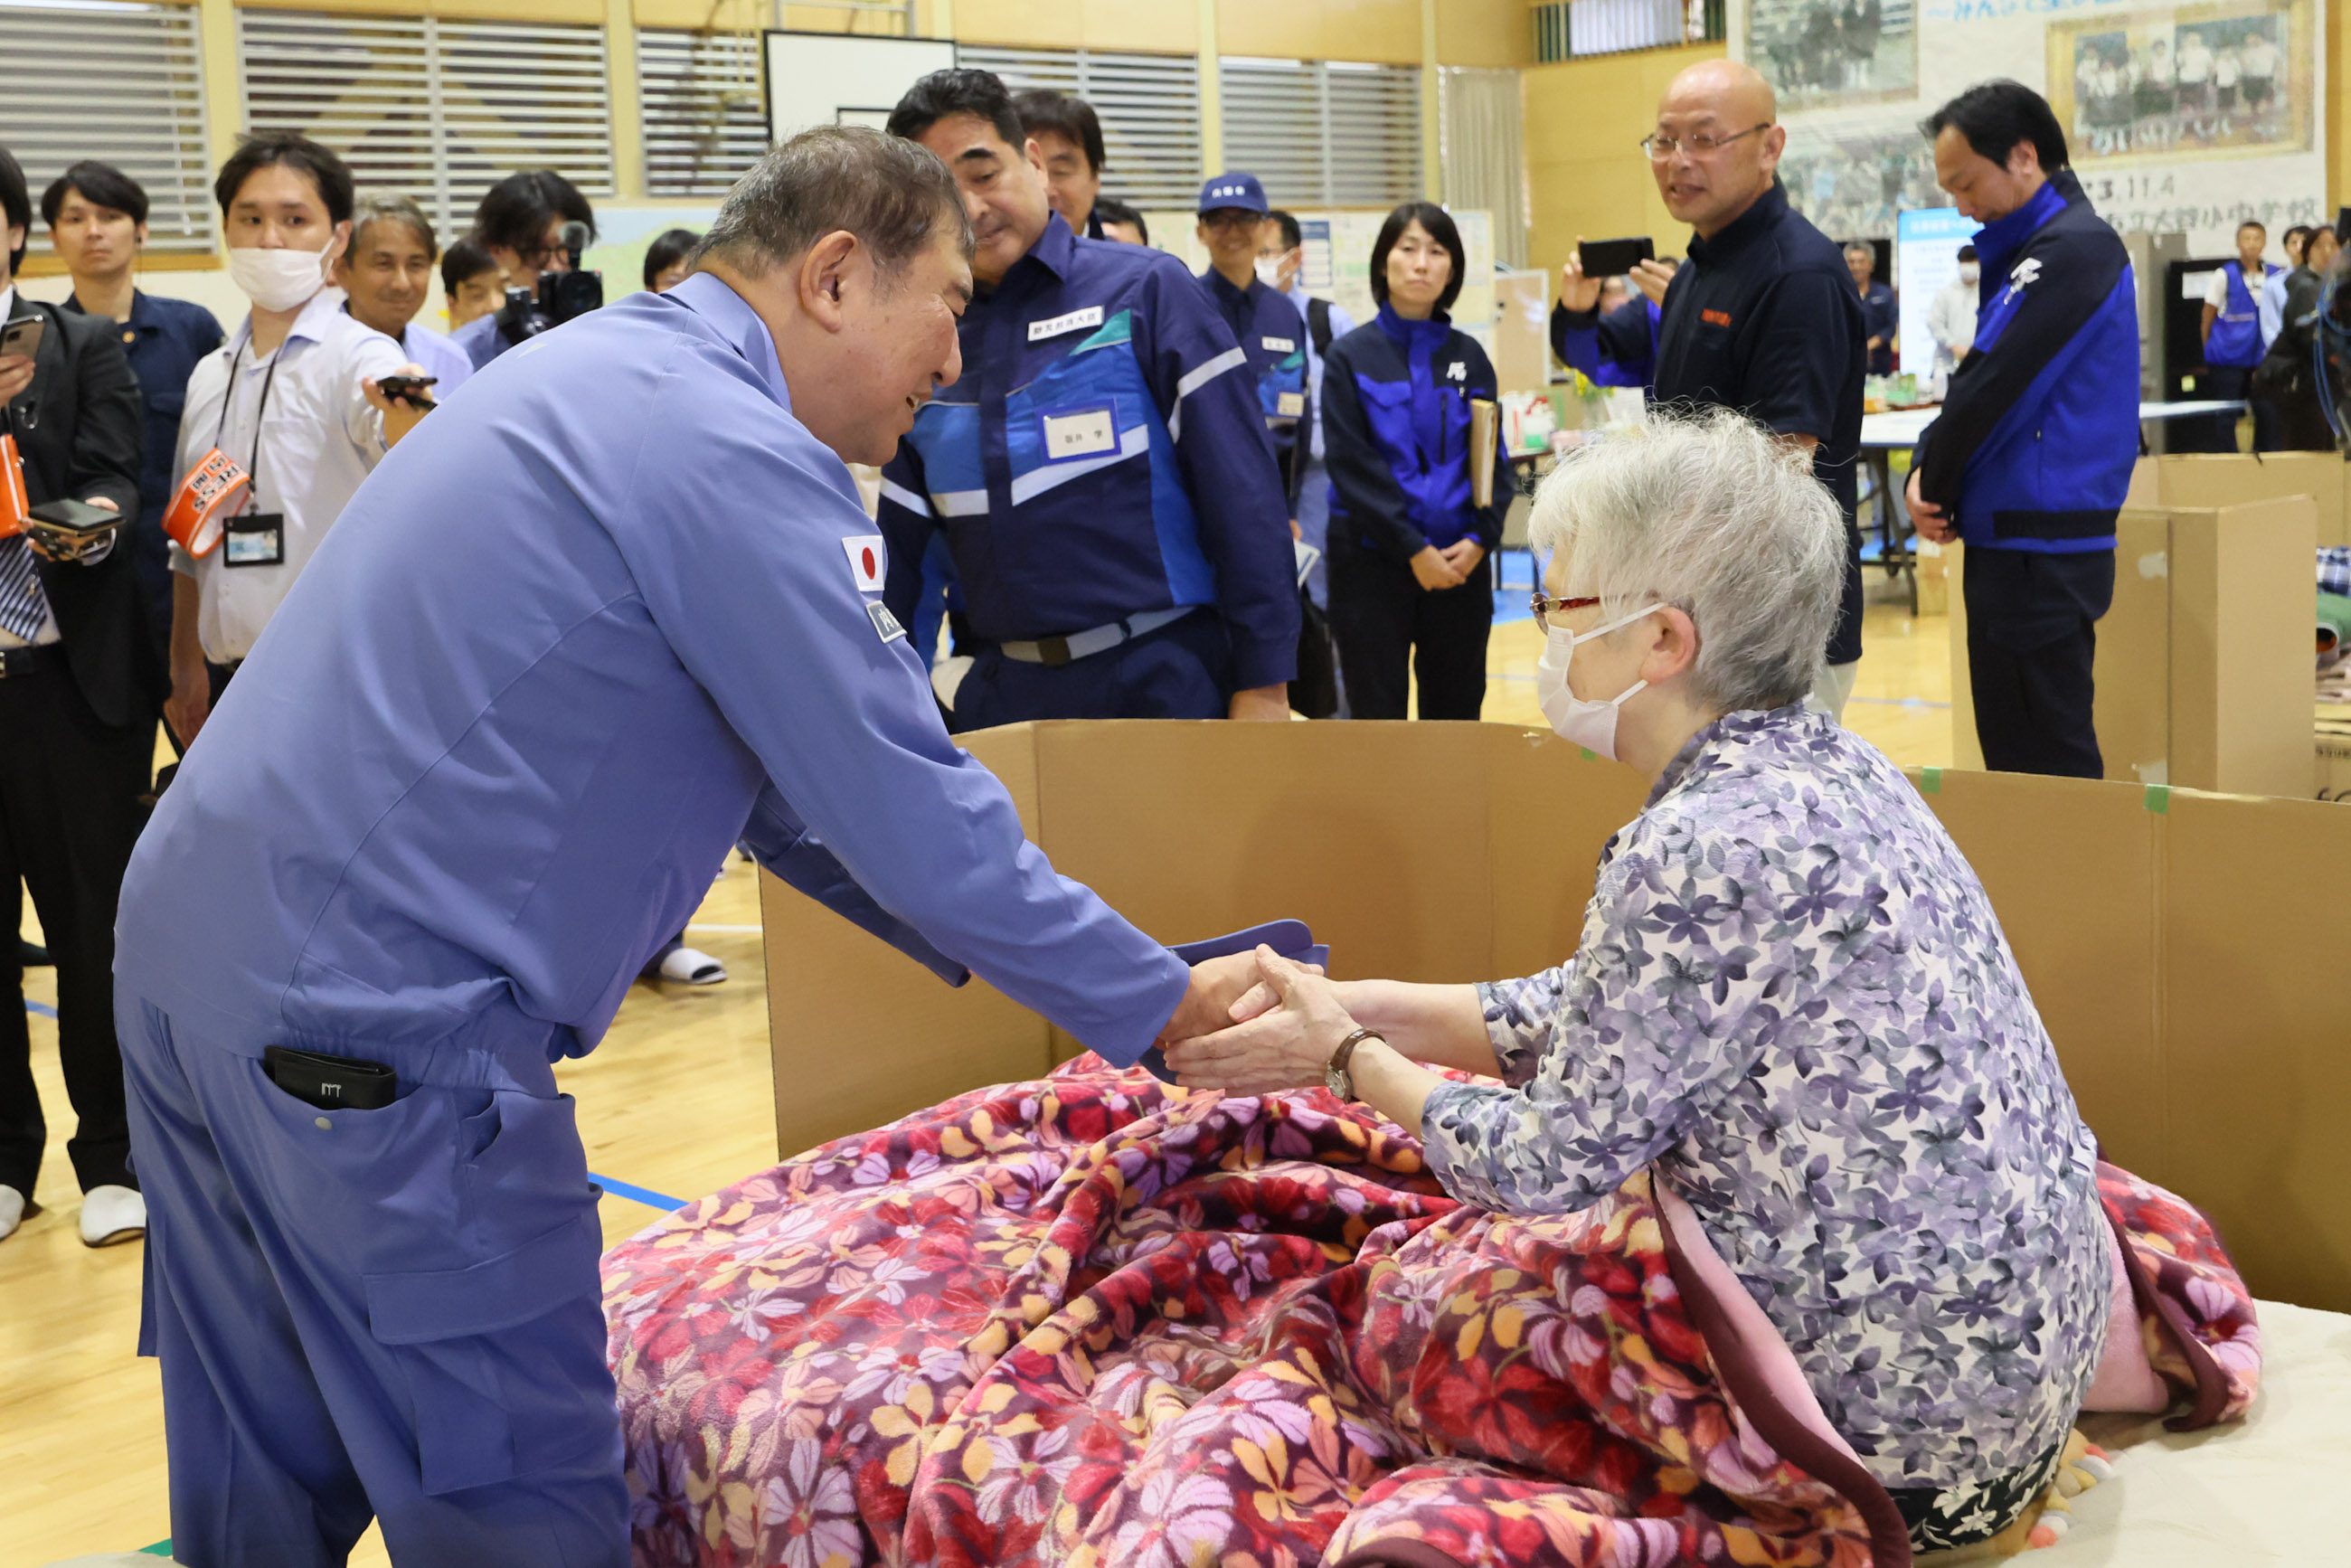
[493,220,602,347]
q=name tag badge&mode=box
[1027,306,1105,343]
[222,512,285,569]
[865,600,907,644]
[1261,335,1296,354]
[1276,392,1307,417]
[1040,405,1119,463]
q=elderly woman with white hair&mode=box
[1167,408,2110,1554]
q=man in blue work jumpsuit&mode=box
[879,70,1298,729]
[113,128,1257,1567]
[2195,218,2280,453]
[1194,171,1309,507]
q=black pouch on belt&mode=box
[264,1044,398,1110]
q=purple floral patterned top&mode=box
[1421,704,2109,1489]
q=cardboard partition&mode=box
[765,722,2351,1309]
[1948,497,2316,796]
[2155,451,2346,548]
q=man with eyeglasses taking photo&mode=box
[1556,59,1866,718]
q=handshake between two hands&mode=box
[1151,945,1359,1098]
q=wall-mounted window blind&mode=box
[0,0,214,255]
[240,9,612,237]
[1534,0,1725,61]
[1219,58,1421,209]
[637,28,767,197]
[956,44,1203,211]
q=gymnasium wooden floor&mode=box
[6,588,1948,1566]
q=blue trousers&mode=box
[118,997,627,1566]
[948,609,1232,732]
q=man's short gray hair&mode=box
[694,125,971,283]
[1528,407,1845,713]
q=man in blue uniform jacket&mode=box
[1194,170,1308,500]
[1907,81,2139,779]
[113,128,1261,1567]
[880,70,1298,728]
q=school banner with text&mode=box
[1731,0,2327,255]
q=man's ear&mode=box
[2009,139,2042,181]
[323,218,353,269]
[797,230,864,333]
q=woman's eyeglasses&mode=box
[1530,592,1602,630]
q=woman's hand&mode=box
[1410,545,1465,592]
[1439,538,1486,578]
[1164,946,1357,1096]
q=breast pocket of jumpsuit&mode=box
[253,1063,614,1497]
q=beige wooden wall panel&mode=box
[1524,41,1722,283]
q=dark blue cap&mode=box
[1197,172,1268,216]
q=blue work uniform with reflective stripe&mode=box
[1199,267,1308,494]
[113,271,1190,1566]
[878,213,1298,717]
[2206,260,2273,369]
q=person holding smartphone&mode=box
[0,145,152,1249]
[42,160,225,668]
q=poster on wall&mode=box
[1731,0,2326,255]
[1749,0,1920,109]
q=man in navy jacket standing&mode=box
[1907,80,2139,779]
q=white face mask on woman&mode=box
[1534,603,1662,759]
[226,245,330,313]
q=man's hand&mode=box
[1159,948,1325,1044]
[1163,946,1356,1097]
[0,351,33,406]
[1629,258,1677,307]
[1867,335,1886,352]
[166,660,211,746]
[1228,684,1291,723]
[362,362,433,448]
[1439,538,1486,578]
[1558,241,1603,314]
[1410,545,1465,591]
[22,494,118,563]
[1906,465,1957,543]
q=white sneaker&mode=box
[0,1185,24,1242]
[78,1184,146,1247]
[657,945,726,985]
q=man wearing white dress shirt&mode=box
[165,133,428,747]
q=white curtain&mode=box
[1439,67,1529,269]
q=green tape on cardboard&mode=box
[142,1544,174,1558]
[1920,767,1942,794]
[2144,784,2170,814]
[1579,747,1597,761]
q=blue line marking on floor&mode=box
[590,1172,689,1211]
[25,999,57,1018]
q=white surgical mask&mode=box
[1253,257,1284,289]
[1959,262,1981,285]
[227,245,328,313]
[1535,603,1661,760]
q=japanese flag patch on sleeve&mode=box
[841,534,886,591]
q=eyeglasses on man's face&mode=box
[1639,124,1771,162]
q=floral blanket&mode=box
[604,1064,2257,1568]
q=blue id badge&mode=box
[1135,919,1330,1083]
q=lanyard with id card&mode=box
[167,343,281,565]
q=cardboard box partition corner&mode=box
[763,722,2351,1311]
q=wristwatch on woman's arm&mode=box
[1326,1028,1383,1101]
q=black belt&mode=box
[0,642,67,680]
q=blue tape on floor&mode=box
[25,999,56,1018]
[590,1172,689,1212]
